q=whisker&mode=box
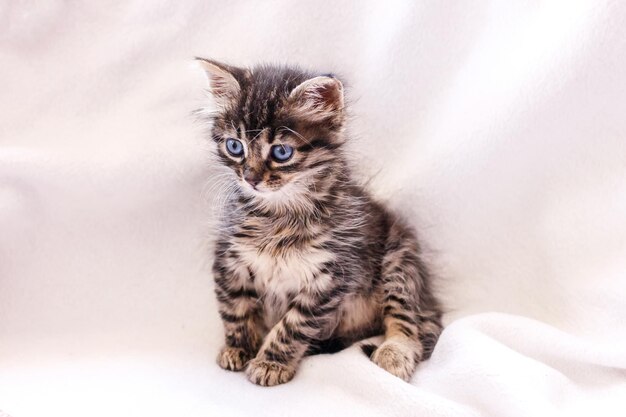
[278,125,312,147]
[248,128,267,144]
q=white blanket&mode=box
[1,1,625,416]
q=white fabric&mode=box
[1,1,625,416]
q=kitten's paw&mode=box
[245,358,296,386]
[217,346,252,372]
[371,340,417,381]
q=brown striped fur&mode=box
[199,58,443,386]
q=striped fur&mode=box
[200,59,443,385]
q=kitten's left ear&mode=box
[196,57,248,109]
[287,76,344,124]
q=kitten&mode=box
[199,58,443,386]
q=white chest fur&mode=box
[237,242,334,328]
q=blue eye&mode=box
[225,138,244,157]
[271,144,294,162]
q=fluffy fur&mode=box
[200,58,443,386]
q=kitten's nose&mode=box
[243,171,262,187]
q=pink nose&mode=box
[244,173,262,187]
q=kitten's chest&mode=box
[234,221,333,326]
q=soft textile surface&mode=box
[1,1,625,416]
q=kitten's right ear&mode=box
[196,57,246,109]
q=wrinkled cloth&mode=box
[1,1,625,416]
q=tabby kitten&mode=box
[200,58,443,386]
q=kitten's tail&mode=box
[360,343,378,358]
[306,338,349,355]
[360,323,440,360]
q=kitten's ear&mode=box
[196,57,246,109]
[287,76,344,124]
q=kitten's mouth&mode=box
[240,176,292,196]
[241,181,286,196]
[242,180,267,193]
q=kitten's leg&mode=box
[246,274,343,386]
[371,225,442,381]
[213,254,262,372]
[417,305,443,361]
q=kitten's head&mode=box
[198,58,346,209]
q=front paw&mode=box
[245,357,296,386]
[217,346,252,372]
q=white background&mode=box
[1,1,625,416]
